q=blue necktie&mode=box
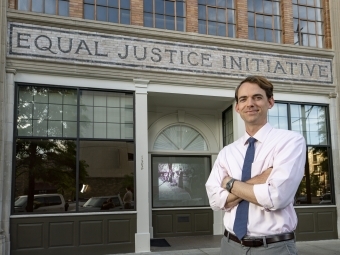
[233,137,257,240]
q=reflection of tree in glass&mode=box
[15,139,89,212]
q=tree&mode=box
[15,139,88,212]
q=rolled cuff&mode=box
[253,183,273,210]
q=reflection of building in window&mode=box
[293,0,324,47]
[144,0,185,31]
[248,0,281,43]
[268,102,332,205]
[198,0,236,37]
[18,0,69,16]
[84,0,130,24]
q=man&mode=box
[206,76,306,255]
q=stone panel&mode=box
[7,22,333,85]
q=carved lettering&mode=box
[118,45,129,59]
[165,49,177,64]
[95,41,108,57]
[58,37,72,53]
[75,40,92,55]
[187,52,199,66]
[201,53,212,67]
[17,33,30,49]
[151,47,162,62]
[134,46,147,61]
[273,61,287,74]
[318,65,328,78]
[230,56,242,70]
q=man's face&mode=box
[235,82,274,127]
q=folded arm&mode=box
[222,167,272,208]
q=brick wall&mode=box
[186,0,198,33]
[324,0,332,49]
[69,0,83,19]
[236,0,248,39]
[131,0,143,26]
[281,0,294,44]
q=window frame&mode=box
[17,0,70,16]
[292,0,324,48]
[143,0,186,31]
[83,0,131,24]
[268,100,335,206]
[12,82,136,214]
[247,0,282,43]
[197,0,236,37]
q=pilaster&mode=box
[134,78,151,253]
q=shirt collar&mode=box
[242,122,273,145]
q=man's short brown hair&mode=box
[235,76,274,103]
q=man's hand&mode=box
[222,167,273,208]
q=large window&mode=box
[84,0,130,24]
[198,0,236,37]
[18,0,69,16]
[152,156,211,208]
[144,0,186,31]
[13,85,135,214]
[248,0,281,43]
[268,102,334,205]
[293,0,323,48]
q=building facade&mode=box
[1,0,340,254]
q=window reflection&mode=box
[144,0,186,31]
[247,0,281,43]
[293,0,324,48]
[295,147,332,205]
[78,141,135,212]
[268,102,333,206]
[84,0,131,24]
[18,0,69,16]
[14,139,78,214]
[198,0,236,37]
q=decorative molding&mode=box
[329,92,338,98]
[6,68,16,74]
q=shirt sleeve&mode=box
[253,132,306,210]
[205,149,231,211]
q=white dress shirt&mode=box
[206,123,306,236]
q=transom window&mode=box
[84,0,130,24]
[18,0,69,16]
[248,0,281,43]
[293,0,323,48]
[143,0,186,31]
[154,125,208,151]
[198,0,236,37]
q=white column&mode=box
[212,152,224,235]
[0,69,16,255]
[134,79,150,253]
[328,92,340,238]
[329,0,340,239]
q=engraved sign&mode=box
[8,23,333,84]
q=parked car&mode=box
[80,195,124,211]
[14,193,73,213]
[319,193,332,205]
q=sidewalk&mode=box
[116,235,340,255]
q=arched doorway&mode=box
[151,124,213,237]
